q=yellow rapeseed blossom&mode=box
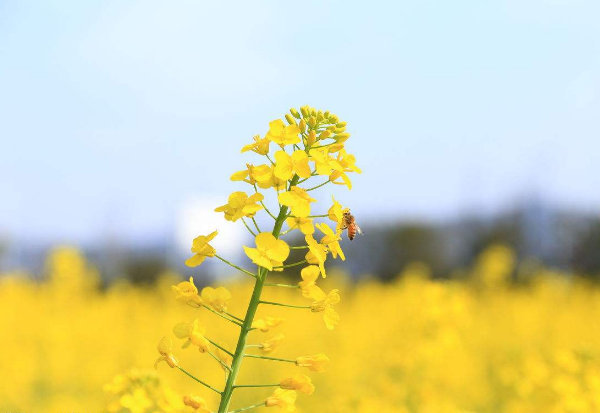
[215,192,264,222]
[295,354,330,372]
[298,265,321,298]
[260,333,285,354]
[154,337,179,369]
[241,134,270,155]
[278,187,316,218]
[285,216,315,235]
[266,119,301,146]
[172,277,203,307]
[327,196,345,232]
[173,319,210,353]
[243,233,290,271]
[305,235,328,277]
[309,287,341,330]
[265,388,297,411]
[274,150,311,181]
[252,164,287,191]
[329,149,362,189]
[230,164,258,184]
[185,231,218,267]
[183,394,210,413]
[252,316,285,332]
[200,286,232,313]
[309,147,343,176]
[279,374,315,395]
[316,223,345,260]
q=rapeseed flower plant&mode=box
[156,106,361,412]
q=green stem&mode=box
[255,184,277,220]
[264,283,299,289]
[241,218,257,237]
[208,350,232,371]
[225,312,244,323]
[273,260,307,269]
[305,179,331,191]
[215,255,257,278]
[259,300,310,309]
[203,305,243,327]
[206,337,234,356]
[228,403,264,413]
[251,217,261,233]
[177,366,222,394]
[290,245,309,249]
[217,175,300,413]
[287,214,329,218]
[243,354,296,363]
[233,384,279,388]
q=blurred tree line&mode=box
[2,201,599,285]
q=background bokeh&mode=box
[1,1,600,412]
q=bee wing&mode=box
[355,224,364,235]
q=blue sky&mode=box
[1,0,599,245]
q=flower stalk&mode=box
[158,106,361,413]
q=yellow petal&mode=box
[185,254,206,267]
[243,246,273,271]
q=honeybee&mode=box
[342,209,363,241]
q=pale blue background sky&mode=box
[1,0,599,246]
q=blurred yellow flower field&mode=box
[2,246,600,413]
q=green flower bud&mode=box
[324,111,330,118]
[285,114,296,125]
[307,130,317,146]
[308,117,317,128]
[300,106,309,118]
[334,133,350,143]
[329,114,339,123]
[336,122,347,128]
[299,119,307,132]
[290,108,301,119]
[319,130,332,140]
[317,111,324,122]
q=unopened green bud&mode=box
[334,132,350,143]
[317,111,324,122]
[319,130,332,140]
[308,116,317,128]
[285,114,296,125]
[335,126,346,133]
[290,108,301,119]
[310,108,316,117]
[307,130,317,146]
[324,111,330,118]
[300,106,309,118]
[328,143,345,153]
[336,122,347,128]
[299,119,307,132]
[329,114,339,123]
[327,125,336,132]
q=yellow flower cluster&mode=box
[3,246,600,413]
[158,107,362,412]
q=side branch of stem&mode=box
[215,255,257,278]
[177,366,222,394]
[259,300,310,309]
